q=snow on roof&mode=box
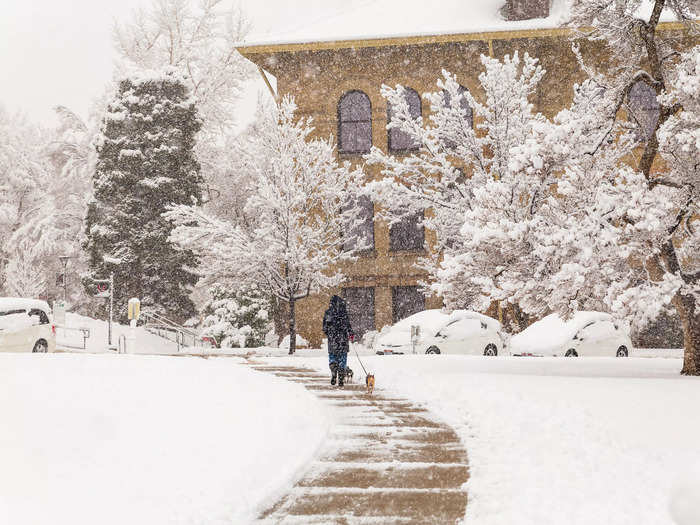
[241,0,686,50]
[391,309,451,335]
[510,311,613,354]
[376,309,450,347]
[377,308,503,348]
[448,310,503,332]
[0,297,51,313]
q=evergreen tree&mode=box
[84,69,203,322]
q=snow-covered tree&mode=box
[114,0,251,132]
[200,284,271,348]
[366,51,676,341]
[114,0,255,213]
[4,243,46,298]
[39,105,104,308]
[567,0,699,374]
[83,69,203,322]
[0,107,57,298]
[167,97,366,353]
[368,54,635,329]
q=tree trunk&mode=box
[673,293,700,376]
[503,303,530,333]
[271,295,288,346]
[288,296,296,355]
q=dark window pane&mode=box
[340,92,371,121]
[343,287,375,338]
[343,195,374,252]
[628,81,660,141]
[355,122,372,152]
[442,86,473,149]
[392,286,425,324]
[340,123,358,153]
[388,88,421,152]
[339,91,372,153]
[390,211,424,251]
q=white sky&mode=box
[0,0,684,127]
[0,0,367,126]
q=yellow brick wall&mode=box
[240,28,693,347]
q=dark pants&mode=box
[328,352,347,378]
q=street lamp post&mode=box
[58,255,72,302]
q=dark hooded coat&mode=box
[323,295,354,354]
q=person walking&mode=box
[322,295,354,387]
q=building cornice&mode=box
[237,21,689,56]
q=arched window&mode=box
[628,81,660,141]
[338,91,372,154]
[388,87,421,153]
[442,86,473,149]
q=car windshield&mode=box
[439,318,481,339]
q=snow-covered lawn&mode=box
[0,353,330,525]
[266,352,700,525]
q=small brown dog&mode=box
[365,373,375,395]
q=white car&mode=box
[0,298,56,353]
[375,309,506,356]
[510,311,632,357]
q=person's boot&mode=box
[338,367,345,388]
[330,363,337,385]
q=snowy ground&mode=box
[17,313,700,524]
[0,353,330,525]
[264,352,700,525]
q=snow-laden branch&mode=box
[167,95,367,306]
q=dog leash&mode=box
[352,341,369,376]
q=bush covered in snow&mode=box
[279,334,310,351]
[361,329,381,350]
[200,284,271,348]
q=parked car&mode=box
[374,309,506,356]
[0,298,56,353]
[510,311,631,357]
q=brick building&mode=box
[238,2,691,346]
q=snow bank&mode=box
[670,462,700,525]
[271,353,700,525]
[0,354,330,525]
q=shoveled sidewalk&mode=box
[247,363,470,524]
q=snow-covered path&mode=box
[261,353,700,525]
[249,363,469,524]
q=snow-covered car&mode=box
[375,309,506,356]
[0,298,56,353]
[510,311,632,358]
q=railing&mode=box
[56,326,91,350]
[140,311,200,352]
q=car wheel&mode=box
[483,344,497,357]
[32,340,48,353]
[425,346,441,355]
[565,349,578,357]
[616,346,628,358]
